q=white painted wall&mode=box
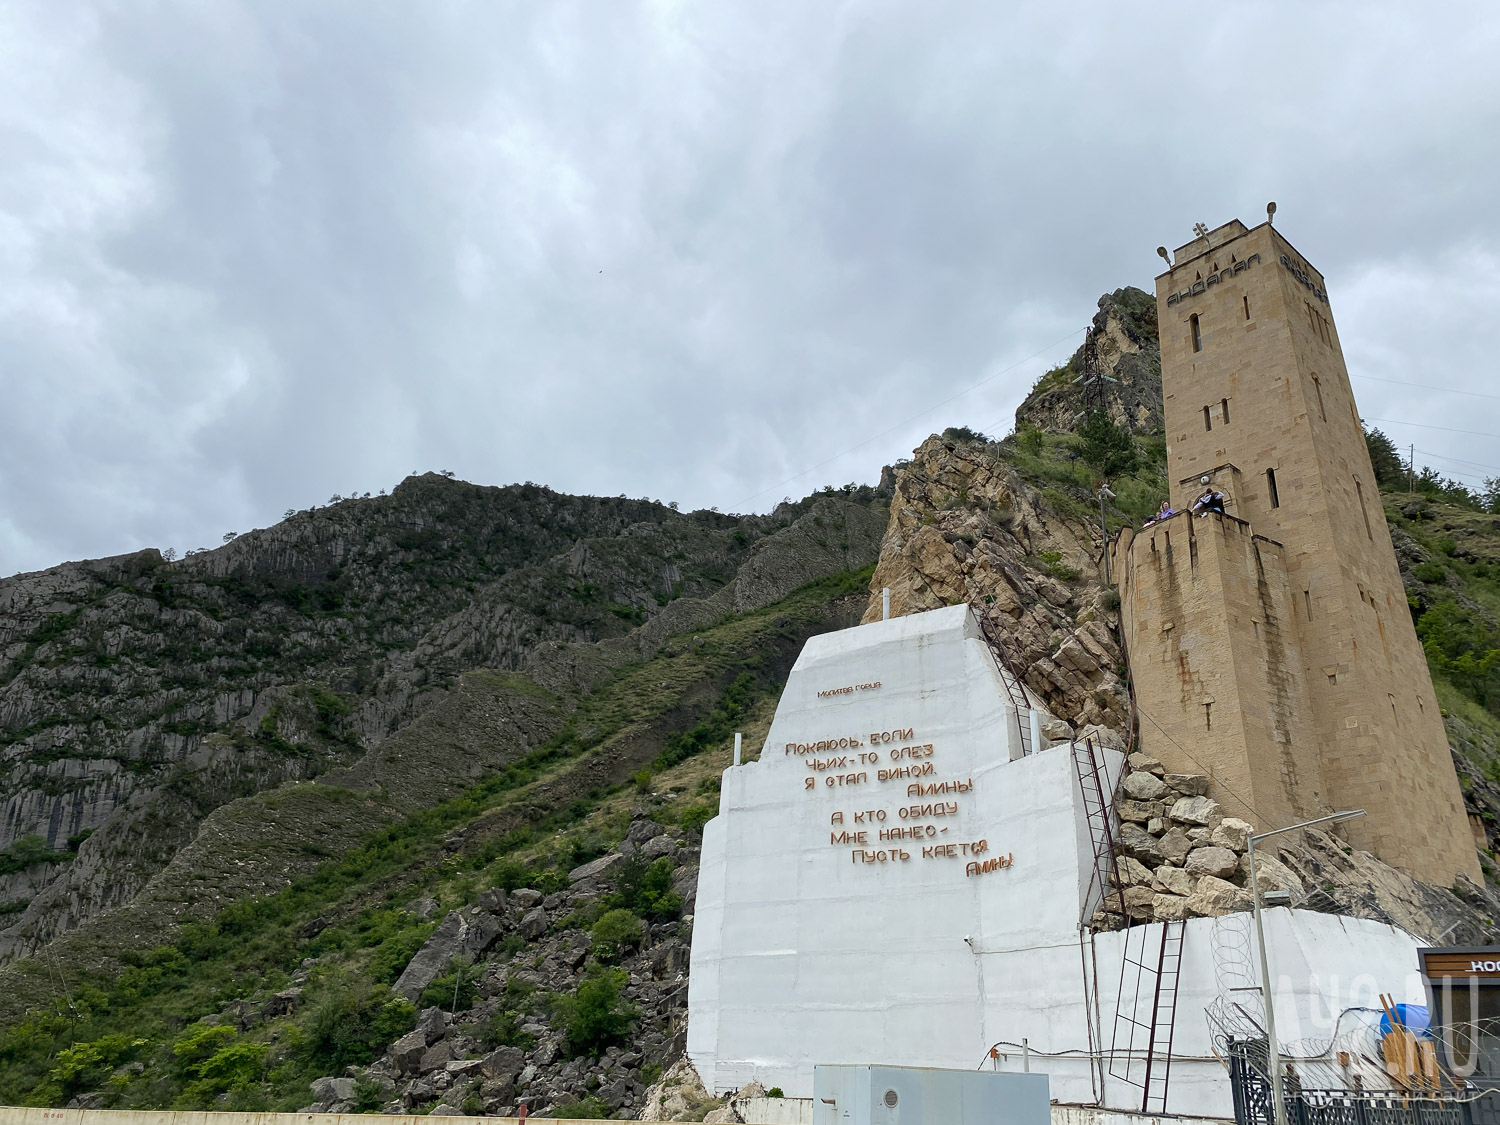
[688,605,1428,1120]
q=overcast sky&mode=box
[3,2,1498,576]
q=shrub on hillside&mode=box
[552,967,636,1058]
[590,909,644,962]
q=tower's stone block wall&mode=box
[1115,513,1322,835]
[1117,218,1478,885]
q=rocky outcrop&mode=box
[1096,752,1500,941]
[293,810,698,1121]
[861,432,1128,732]
[1014,287,1163,435]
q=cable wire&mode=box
[1351,373,1500,402]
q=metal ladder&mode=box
[1110,918,1187,1113]
[1071,733,1187,1114]
[1071,735,1122,921]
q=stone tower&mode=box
[1114,217,1479,885]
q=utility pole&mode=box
[1409,444,1415,494]
[1097,484,1115,580]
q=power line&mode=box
[1415,449,1500,476]
[1364,417,1500,441]
[736,328,1083,507]
[1351,373,1500,402]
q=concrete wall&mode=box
[1144,218,1476,884]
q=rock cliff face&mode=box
[861,431,1129,733]
[1014,287,1163,435]
[0,475,887,962]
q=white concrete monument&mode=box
[688,605,1433,1118]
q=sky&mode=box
[3,1,1499,576]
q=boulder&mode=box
[1115,855,1155,886]
[1078,724,1126,751]
[519,906,550,941]
[394,913,469,1002]
[481,1046,526,1083]
[1121,772,1169,801]
[477,888,508,912]
[419,1041,453,1075]
[1184,846,1240,879]
[1146,817,1165,835]
[1151,894,1194,921]
[417,1006,450,1045]
[1117,822,1161,864]
[446,1059,484,1077]
[1211,817,1254,852]
[1154,865,1193,896]
[1188,875,1251,916]
[389,1028,428,1074]
[465,913,503,956]
[511,887,544,909]
[311,1076,356,1104]
[1115,799,1159,824]
[1040,718,1074,742]
[1241,851,1306,896]
[1186,827,1214,845]
[1168,795,1223,827]
[641,835,678,860]
[1122,885,1156,919]
[1165,773,1211,796]
[569,853,625,883]
[408,896,439,920]
[703,1108,740,1124]
[1157,827,1192,864]
[1127,753,1165,775]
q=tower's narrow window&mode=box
[1266,468,1280,509]
[1355,478,1373,540]
[1203,405,1212,432]
[1312,373,1327,422]
[1389,694,1398,727]
[1190,314,1202,352]
[1221,397,1231,425]
[1203,701,1212,731]
[1304,590,1312,619]
[1243,295,1251,321]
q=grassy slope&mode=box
[0,566,871,1110]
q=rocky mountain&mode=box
[0,476,886,963]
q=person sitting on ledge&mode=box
[1193,488,1227,518]
[1142,499,1176,528]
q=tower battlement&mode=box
[1118,218,1478,884]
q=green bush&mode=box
[300,979,415,1071]
[590,909,644,961]
[613,856,682,921]
[677,802,716,835]
[1414,562,1448,584]
[420,957,480,1012]
[552,966,636,1057]
[552,1097,609,1118]
[1077,410,1139,478]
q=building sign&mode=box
[1165,253,1261,306]
[1420,949,1500,980]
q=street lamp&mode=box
[1097,484,1115,580]
[1248,808,1366,1125]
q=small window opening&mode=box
[1304,590,1312,619]
[1389,694,1398,727]
[1203,701,1213,731]
[1327,671,1337,685]
[1203,405,1212,432]
[1221,397,1230,425]
[1312,374,1327,421]
[1190,314,1202,352]
[1355,478,1373,540]
[1243,295,1251,320]
[1266,468,1280,509]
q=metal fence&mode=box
[1227,1040,1484,1125]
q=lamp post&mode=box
[1248,808,1366,1125]
[1097,484,1115,581]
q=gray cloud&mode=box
[3,0,1498,573]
